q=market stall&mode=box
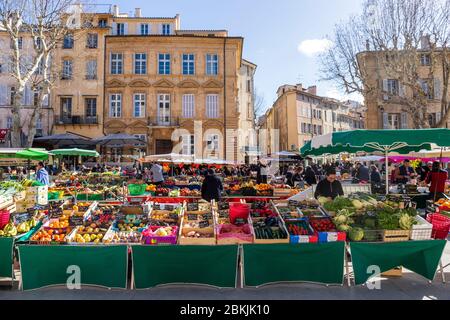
[0,237,13,278]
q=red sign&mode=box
[0,129,8,143]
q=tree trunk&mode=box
[11,88,24,147]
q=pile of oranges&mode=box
[255,184,273,192]
[48,220,69,229]
[31,229,67,242]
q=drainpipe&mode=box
[102,34,108,160]
[223,38,227,160]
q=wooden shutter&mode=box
[436,112,442,125]
[0,84,7,105]
[111,22,117,35]
[434,78,442,100]
[382,112,389,129]
[124,23,128,35]
[382,79,388,100]
[400,113,408,129]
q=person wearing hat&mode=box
[394,159,416,184]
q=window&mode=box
[385,79,399,96]
[133,93,146,118]
[87,33,98,48]
[182,54,195,75]
[62,60,73,79]
[85,98,97,117]
[207,134,219,151]
[63,34,74,49]
[110,94,122,118]
[35,59,44,75]
[181,135,195,155]
[206,94,219,118]
[60,97,72,119]
[110,53,123,74]
[134,53,147,74]
[182,94,195,118]
[36,116,42,130]
[420,54,431,66]
[158,53,170,75]
[6,117,12,129]
[86,60,97,79]
[34,37,42,50]
[206,54,218,75]
[162,24,171,35]
[116,23,125,35]
[140,24,149,35]
[33,89,39,107]
[388,113,400,129]
[98,19,107,28]
[419,79,434,99]
[9,86,15,105]
[157,94,171,125]
[11,37,23,49]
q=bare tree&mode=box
[0,0,81,147]
[252,87,266,125]
[320,0,450,129]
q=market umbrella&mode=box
[16,148,52,161]
[50,148,100,157]
[94,133,146,147]
[300,129,450,194]
[34,133,93,146]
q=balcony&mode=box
[54,115,99,125]
[148,116,180,127]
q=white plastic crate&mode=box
[410,215,433,240]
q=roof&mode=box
[242,59,257,68]
[113,16,177,20]
[177,29,228,33]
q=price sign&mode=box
[69,215,84,226]
[199,220,210,228]
[202,213,212,220]
[218,202,229,210]
[153,204,161,210]
[169,213,179,220]
[187,214,198,221]
[235,218,246,225]
[13,212,30,224]
[187,202,199,211]
[219,210,228,218]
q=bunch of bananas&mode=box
[0,223,17,237]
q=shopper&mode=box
[150,162,164,185]
[426,161,448,202]
[201,168,223,202]
[303,166,317,186]
[36,161,50,186]
[354,163,370,183]
[394,159,416,184]
[314,168,344,200]
[370,165,382,183]
[256,160,268,184]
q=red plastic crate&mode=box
[427,213,450,240]
[0,210,10,230]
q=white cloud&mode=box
[325,87,364,103]
[297,39,333,57]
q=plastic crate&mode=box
[128,184,148,196]
[285,219,318,244]
[0,209,10,229]
[427,213,450,240]
[309,216,346,243]
[410,216,433,240]
[142,226,178,245]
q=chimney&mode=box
[112,5,119,17]
[307,85,317,96]
[420,35,431,50]
[135,8,142,18]
[296,83,303,91]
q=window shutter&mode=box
[43,93,49,107]
[434,78,442,100]
[111,22,117,35]
[382,112,389,129]
[436,112,442,125]
[124,23,128,35]
[158,24,163,34]
[0,84,7,105]
[400,113,408,129]
[382,79,388,100]
[399,84,405,97]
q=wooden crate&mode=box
[383,230,410,242]
[381,267,403,277]
[179,228,216,245]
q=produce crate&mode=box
[142,226,178,245]
[216,224,254,245]
[383,230,410,242]
[273,188,292,198]
[128,184,147,196]
[251,216,289,244]
[309,216,346,243]
[426,213,450,240]
[179,211,216,245]
[410,215,433,240]
[285,219,318,244]
[0,209,10,229]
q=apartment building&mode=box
[259,84,366,154]
[357,41,449,129]
[43,5,255,161]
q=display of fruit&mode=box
[146,184,157,192]
[48,220,69,229]
[155,188,170,196]
[143,226,175,237]
[31,229,67,242]
[255,184,273,192]
[117,222,146,232]
[182,230,213,239]
[169,189,180,197]
[309,217,337,232]
[109,231,142,244]
[286,220,313,236]
[219,224,252,235]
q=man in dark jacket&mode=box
[355,163,370,182]
[303,166,317,185]
[201,169,223,202]
[314,168,344,200]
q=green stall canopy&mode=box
[51,148,99,157]
[0,237,14,278]
[18,245,128,290]
[350,240,447,285]
[132,245,239,288]
[243,242,345,286]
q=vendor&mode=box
[394,159,416,184]
[149,162,164,185]
[314,168,344,200]
[425,161,448,202]
[201,168,223,202]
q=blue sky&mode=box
[98,0,364,112]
